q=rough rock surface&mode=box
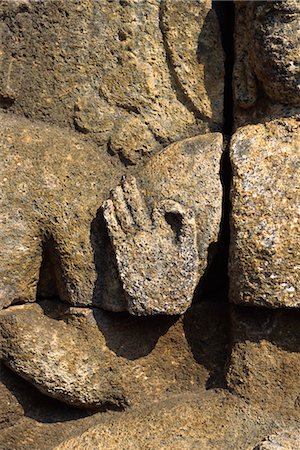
[0,113,223,313]
[227,306,300,412]
[0,112,123,311]
[103,133,223,315]
[1,358,300,450]
[253,430,300,450]
[54,393,299,450]
[0,0,223,165]
[233,0,300,127]
[229,118,299,308]
[0,301,228,408]
[103,177,199,316]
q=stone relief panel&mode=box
[0,0,224,165]
[0,0,224,316]
[0,0,226,417]
[0,114,223,314]
[229,0,300,308]
[0,1,300,446]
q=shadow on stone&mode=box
[184,303,229,389]
[92,308,178,360]
[90,207,127,311]
[0,363,94,424]
[227,306,300,413]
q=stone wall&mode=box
[0,1,299,448]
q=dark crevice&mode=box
[36,239,60,301]
[213,0,235,137]
[165,212,183,242]
[0,95,14,109]
[195,1,234,304]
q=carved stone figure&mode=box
[0,114,223,314]
[0,300,227,409]
[0,0,223,164]
[103,177,199,316]
[233,0,299,126]
[229,0,300,309]
[0,0,224,315]
[103,134,223,315]
[2,1,300,448]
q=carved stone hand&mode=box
[102,175,199,315]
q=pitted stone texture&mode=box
[229,119,299,308]
[0,302,227,409]
[54,393,293,450]
[0,0,223,164]
[103,177,199,315]
[253,430,300,450]
[247,0,300,106]
[0,112,124,311]
[233,1,300,127]
[103,133,223,315]
[161,0,224,126]
[227,307,300,412]
[0,114,222,314]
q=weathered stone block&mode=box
[227,306,300,412]
[229,118,299,308]
[0,301,228,408]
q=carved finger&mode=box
[152,200,184,237]
[121,175,152,230]
[177,207,197,249]
[102,199,125,241]
[152,200,197,248]
[110,185,135,234]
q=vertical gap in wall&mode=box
[196,1,234,303]
[214,0,235,137]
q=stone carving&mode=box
[0,112,223,314]
[0,0,224,315]
[229,1,300,308]
[233,0,300,126]
[103,176,199,315]
[0,301,227,409]
[0,0,223,165]
[1,1,300,447]
[0,113,123,311]
[102,133,223,314]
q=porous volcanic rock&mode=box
[0,301,228,408]
[102,134,223,315]
[227,306,300,413]
[253,429,300,450]
[0,113,223,314]
[233,0,300,126]
[54,392,297,450]
[0,112,124,311]
[0,0,224,165]
[229,118,299,308]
